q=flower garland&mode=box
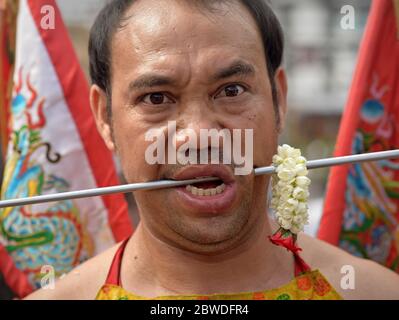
[269,144,312,275]
[270,144,311,234]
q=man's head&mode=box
[89,0,288,254]
[89,0,284,122]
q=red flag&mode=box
[0,0,18,158]
[0,0,133,298]
[318,0,399,272]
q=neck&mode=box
[124,213,294,297]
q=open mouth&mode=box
[185,178,226,197]
[167,165,238,216]
[169,165,234,198]
[166,165,237,214]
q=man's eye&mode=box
[215,84,246,99]
[141,93,173,105]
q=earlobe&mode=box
[89,85,116,152]
[274,67,288,133]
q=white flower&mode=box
[271,144,311,234]
[271,198,279,210]
[277,169,296,181]
[295,176,311,187]
[277,179,293,189]
[292,187,309,201]
[280,205,294,216]
[282,158,297,169]
[290,224,302,234]
[278,144,301,159]
[278,217,292,230]
[280,184,294,195]
[295,202,308,214]
[296,156,307,164]
[294,164,308,176]
[272,154,283,165]
[286,197,299,207]
[293,215,304,225]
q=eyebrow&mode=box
[128,75,176,90]
[128,60,255,91]
[213,60,256,81]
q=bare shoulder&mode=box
[298,233,399,300]
[24,242,121,300]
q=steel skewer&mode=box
[1,149,399,209]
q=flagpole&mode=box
[1,149,399,209]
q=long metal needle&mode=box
[1,149,399,209]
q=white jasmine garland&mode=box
[271,144,311,234]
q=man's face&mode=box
[92,0,287,254]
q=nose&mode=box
[171,100,228,164]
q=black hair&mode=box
[88,0,284,121]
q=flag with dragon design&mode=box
[0,0,133,298]
[319,0,399,273]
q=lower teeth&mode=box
[186,183,226,196]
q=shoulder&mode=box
[24,242,122,300]
[298,233,399,299]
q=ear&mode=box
[274,67,288,133]
[89,84,116,152]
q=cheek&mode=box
[118,143,161,183]
[134,189,166,215]
[252,109,278,166]
[112,113,161,183]
[220,105,277,169]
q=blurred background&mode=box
[0,0,372,234]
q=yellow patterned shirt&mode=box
[96,269,342,300]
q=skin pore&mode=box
[25,0,399,300]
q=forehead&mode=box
[111,0,265,82]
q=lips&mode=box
[172,165,235,183]
[169,165,238,215]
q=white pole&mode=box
[1,149,399,209]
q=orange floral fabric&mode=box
[96,269,342,300]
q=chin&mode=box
[164,203,254,255]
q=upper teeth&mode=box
[186,184,226,196]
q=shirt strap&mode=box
[104,237,130,286]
